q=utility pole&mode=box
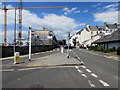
[3,3,7,46]
[67,32,70,58]
[18,0,22,45]
[14,9,17,53]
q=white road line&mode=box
[99,80,110,87]
[86,69,92,73]
[77,69,83,73]
[81,61,84,64]
[81,74,87,78]
[81,65,86,69]
[77,57,80,60]
[0,69,14,72]
[75,66,79,69]
[18,67,38,71]
[88,80,96,87]
[91,73,98,78]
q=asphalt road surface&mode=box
[1,48,119,89]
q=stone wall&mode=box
[1,45,56,58]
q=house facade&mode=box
[69,23,119,48]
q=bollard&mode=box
[61,46,64,53]
[14,52,20,64]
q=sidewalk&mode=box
[8,52,81,68]
[79,48,120,61]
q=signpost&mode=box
[67,32,70,58]
[29,26,32,61]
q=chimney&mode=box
[114,23,117,25]
[87,24,90,29]
[104,22,107,26]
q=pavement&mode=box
[1,49,82,69]
[22,52,81,67]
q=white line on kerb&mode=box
[99,80,110,87]
[88,80,96,87]
[18,66,78,71]
[0,69,14,72]
[91,73,98,78]
[86,69,92,73]
[81,74,87,78]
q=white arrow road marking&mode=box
[88,80,96,87]
[91,73,98,78]
[86,69,92,73]
[99,80,110,87]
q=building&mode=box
[31,30,57,46]
[93,30,120,49]
[103,22,118,35]
[69,33,79,46]
[70,23,119,48]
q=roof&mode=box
[76,29,83,35]
[89,26,99,31]
[106,24,118,29]
[32,31,49,34]
[93,30,120,44]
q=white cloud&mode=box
[93,3,118,23]
[94,10,118,23]
[0,5,86,42]
[0,30,28,43]
[84,10,88,13]
[63,7,80,15]
[79,23,86,26]
[103,3,118,9]
[74,10,80,13]
[92,3,101,8]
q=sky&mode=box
[0,2,119,43]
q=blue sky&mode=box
[0,2,119,43]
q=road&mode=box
[1,48,119,89]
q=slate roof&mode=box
[93,30,120,44]
[89,26,99,31]
[76,29,83,35]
